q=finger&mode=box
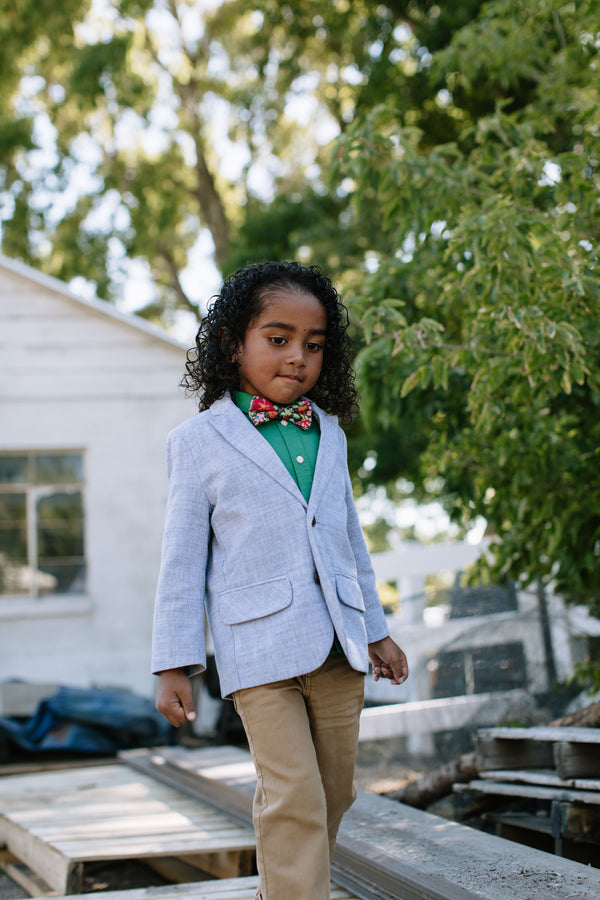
[391,657,409,684]
[179,689,197,722]
[158,692,190,727]
[162,704,186,727]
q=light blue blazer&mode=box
[152,393,389,697]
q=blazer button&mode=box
[311,516,316,526]
[314,571,320,585]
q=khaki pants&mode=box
[233,654,365,900]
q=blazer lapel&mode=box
[308,404,338,512]
[209,394,306,504]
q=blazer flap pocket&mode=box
[219,577,292,625]
[335,574,366,611]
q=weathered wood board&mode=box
[480,768,600,792]
[554,740,600,780]
[25,875,358,900]
[454,778,600,805]
[0,763,255,894]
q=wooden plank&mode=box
[11,810,253,843]
[144,856,213,884]
[482,811,553,838]
[24,875,360,900]
[0,758,117,779]
[476,726,600,774]
[146,850,255,882]
[481,769,600,791]
[454,779,600,805]
[177,850,255,881]
[35,876,262,900]
[554,741,600,780]
[0,817,73,895]
[54,830,255,861]
[475,735,554,772]
[552,800,600,844]
[477,726,600,744]
[0,763,161,801]
[0,849,57,897]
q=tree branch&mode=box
[157,241,202,321]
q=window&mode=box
[448,582,518,618]
[430,642,527,698]
[0,452,86,598]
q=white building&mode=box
[0,255,194,700]
[362,541,600,753]
[368,540,599,709]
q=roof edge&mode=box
[0,252,190,350]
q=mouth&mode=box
[279,374,303,383]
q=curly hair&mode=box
[181,260,359,423]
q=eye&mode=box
[269,336,286,345]
[306,341,324,352]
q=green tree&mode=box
[1,0,332,317]
[335,0,600,613]
[3,0,600,621]
[0,1,486,320]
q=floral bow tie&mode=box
[249,396,312,430]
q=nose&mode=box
[287,342,306,366]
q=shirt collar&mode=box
[233,390,254,414]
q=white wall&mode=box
[0,262,195,698]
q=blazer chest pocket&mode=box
[218,576,292,625]
[335,574,366,611]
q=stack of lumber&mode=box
[454,725,600,861]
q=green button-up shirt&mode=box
[234,391,320,502]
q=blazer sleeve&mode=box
[151,426,211,676]
[342,439,390,644]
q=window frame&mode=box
[0,449,88,604]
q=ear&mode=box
[220,328,239,362]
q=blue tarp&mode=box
[0,685,174,757]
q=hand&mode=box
[156,668,197,727]
[368,636,409,685]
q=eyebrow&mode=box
[259,320,327,336]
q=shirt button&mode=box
[296,455,304,464]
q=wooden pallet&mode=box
[458,725,600,863]
[0,763,256,894]
[475,726,600,779]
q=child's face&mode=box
[236,288,327,404]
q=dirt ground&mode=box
[354,737,428,794]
